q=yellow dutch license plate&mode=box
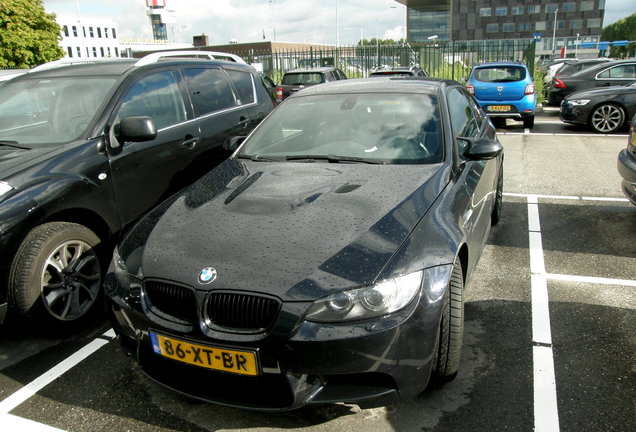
[489,105,511,112]
[149,331,259,376]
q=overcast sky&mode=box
[43,0,634,46]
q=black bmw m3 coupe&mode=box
[106,77,504,410]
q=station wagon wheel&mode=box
[431,257,464,382]
[9,222,103,329]
[590,104,625,134]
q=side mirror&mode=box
[119,116,157,142]
[460,77,467,83]
[459,137,503,160]
[224,135,246,152]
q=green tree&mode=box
[0,0,64,68]
[601,12,636,59]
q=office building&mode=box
[395,0,605,52]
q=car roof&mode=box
[473,62,528,69]
[571,59,633,76]
[286,67,339,73]
[13,57,255,80]
[288,77,453,97]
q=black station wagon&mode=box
[0,56,275,329]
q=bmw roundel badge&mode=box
[198,267,217,284]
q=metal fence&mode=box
[234,39,536,83]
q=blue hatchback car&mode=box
[466,62,536,129]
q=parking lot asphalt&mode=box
[0,109,634,432]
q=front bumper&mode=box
[106,267,451,411]
[617,148,636,205]
[559,101,588,126]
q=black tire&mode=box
[589,103,625,134]
[491,165,503,226]
[431,258,464,382]
[9,222,104,331]
[523,115,535,129]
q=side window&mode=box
[225,69,255,105]
[117,70,186,130]
[598,64,636,79]
[183,68,236,117]
[448,88,480,139]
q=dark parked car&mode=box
[369,65,428,77]
[617,114,636,205]
[275,67,347,103]
[0,56,275,329]
[560,81,636,133]
[106,77,504,410]
[547,59,636,106]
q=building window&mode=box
[587,18,601,28]
[528,5,541,14]
[557,20,566,30]
[562,3,577,12]
[479,8,491,17]
[92,47,97,57]
[511,6,524,15]
[503,23,515,32]
[580,1,594,11]
[89,27,94,37]
[97,27,102,38]
[496,7,508,16]
[569,20,583,29]
[115,47,119,57]
[107,47,111,56]
[72,25,77,37]
[105,28,109,38]
[77,47,82,57]
[519,23,531,31]
[546,4,558,13]
[487,24,499,33]
[67,47,73,57]
[112,28,117,38]
[63,25,69,37]
[100,47,105,57]
[535,22,547,31]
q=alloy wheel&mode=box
[591,104,624,133]
[40,239,101,321]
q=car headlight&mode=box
[305,271,423,322]
[568,99,591,106]
[112,247,141,295]
[0,181,14,197]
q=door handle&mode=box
[239,116,250,129]
[181,136,199,149]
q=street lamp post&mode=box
[552,8,559,57]
[575,33,580,57]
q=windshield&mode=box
[474,66,526,82]
[0,77,117,145]
[238,93,443,165]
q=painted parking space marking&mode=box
[0,413,68,431]
[527,195,560,432]
[499,132,629,137]
[0,329,115,415]
[546,273,636,288]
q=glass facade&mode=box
[407,2,451,42]
[399,0,604,43]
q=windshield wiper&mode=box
[284,154,385,164]
[237,154,283,162]
[0,140,30,150]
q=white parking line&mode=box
[0,414,68,431]
[505,192,628,203]
[547,273,636,287]
[0,329,115,415]
[527,195,561,432]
